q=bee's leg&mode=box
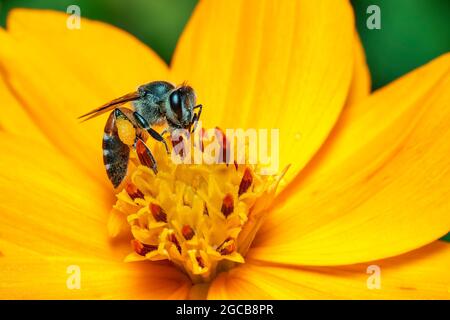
[190,114,198,134]
[133,111,170,154]
[135,137,158,174]
[191,104,203,133]
[103,110,131,188]
[160,128,169,137]
[194,104,203,116]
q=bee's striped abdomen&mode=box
[103,111,130,188]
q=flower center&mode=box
[111,133,281,283]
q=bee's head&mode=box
[165,85,196,129]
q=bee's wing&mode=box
[78,91,140,122]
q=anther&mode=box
[182,225,195,240]
[196,256,205,269]
[132,240,157,256]
[150,203,167,222]
[218,238,236,255]
[221,193,234,217]
[126,183,144,200]
[238,167,253,196]
[168,233,182,253]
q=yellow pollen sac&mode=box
[116,118,136,146]
[111,136,283,283]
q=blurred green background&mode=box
[0,0,448,240]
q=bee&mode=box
[79,81,202,188]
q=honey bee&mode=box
[79,81,202,188]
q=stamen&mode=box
[199,128,206,152]
[218,238,236,255]
[221,193,234,217]
[132,240,157,256]
[125,183,144,200]
[168,233,182,253]
[171,134,185,157]
[115,137,282,283]
[238,167,253,196]
[196,256,205,269]
[215,127,230,164]
[150,203,167,222]
[182,225,195,240]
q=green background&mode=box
[0,0,448,240]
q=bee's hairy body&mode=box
[133,81,173,126]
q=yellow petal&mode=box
[345,32,371,106]
[171,0,355,183]
[0,254,190,299]
[0,9,168,184]
[208,241,450,299]
[250,53,450,266]
[0,73,48,143]
[0,133,116,258]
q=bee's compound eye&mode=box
[169,90,183,120]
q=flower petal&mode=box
[171,0,355,182]
[345,32,371,106]
[0,73,48,143]
[0,9,168,184]
[0,133,116,259]
[250,53,450,265]
[0,254,190,299]
[208,241,450,299]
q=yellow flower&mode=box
[0,0,449,299]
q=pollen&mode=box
[116,118,136,146]
[112,133,283,283]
